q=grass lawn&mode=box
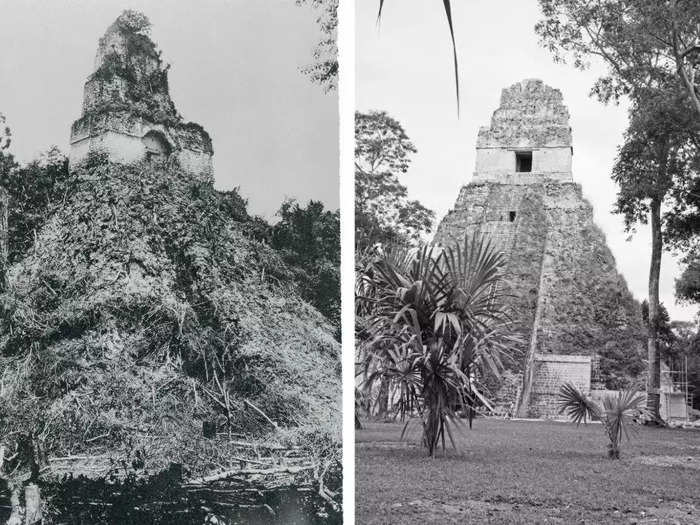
[356,418,700,524]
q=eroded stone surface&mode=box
[474,79,573,184]
[435,79,644,417]
[69,12,213,182]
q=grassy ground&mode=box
[356,418,700,524]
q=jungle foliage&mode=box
[271,199,340,335]
[0,157,340,491]
[355,111,435,252]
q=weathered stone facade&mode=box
[434,79,644,417]
[69,13,214,181]
[530,354,591,418]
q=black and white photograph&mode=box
[0,1,340,523]
[3,0,700,524]
[355,1,700,524]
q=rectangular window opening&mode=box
[509,211,516,222]
[515,151,532,173]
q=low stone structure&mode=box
[434,79,645,417]
[69,12,213,181]
[530,354,591,418]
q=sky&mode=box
[0,0,338,219]
[356,0,697,322]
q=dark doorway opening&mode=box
[509,211,517,222]
[515,151,532,172]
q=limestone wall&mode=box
[529,354,591,418]
[70,113,213,181]
[434,180,644,416]
[69,131,145,166]
[474,147,572,183]
[82,76,129,114]
[473,79,573,184]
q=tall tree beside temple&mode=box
[612,85,699,420]
[354,111,434,252]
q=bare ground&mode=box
[356,418,700,524]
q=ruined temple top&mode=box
[82,10,178,120]
[69,10,214,182]
[472,79,573,184]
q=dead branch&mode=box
[244,399,279,430]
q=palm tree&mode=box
[356,234,518,456]
[558,383,647,459]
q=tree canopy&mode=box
[271,199,340,334]
[296,0,338,92]
[536,0,700,117]
[355,111,435,252]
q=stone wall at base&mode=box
[529,354,591,418]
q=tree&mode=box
[2,147,72,266]
[0,114,16,285]
[676,255,700,304]
[296,0,338,92]
[0,113,13,158]
[271,199,340,333]
[558,383,646,459]
[537,1,700,421]
[536,0,700,118]
[355,111,435,252]
[357,234,517,456]
[612,86,699,421]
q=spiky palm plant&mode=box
[357,234,517,456]
[558,383,647,459]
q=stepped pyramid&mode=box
[434,79,644,417]
[69,11,213,181]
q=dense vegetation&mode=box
[0,152,340,462]
[271,199,340,335]
[0,135,341,520]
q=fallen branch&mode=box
[244,399,279,430]
[188,463,316,484]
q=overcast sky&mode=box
[356,0,696,322]
[0,0,338,219]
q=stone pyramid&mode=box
[434,79,644,417]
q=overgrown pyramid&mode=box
[1,11,339,481]
[434,79,644,417]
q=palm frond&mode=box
[602,389,646,447]
[357,233,517,455]
[557,383,601,425]
[376,1,460,113]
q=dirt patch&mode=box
[386,498,699,524]
[355,441,418,450]
[635,455,700,471]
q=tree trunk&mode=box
[670,1,700,120]
[646,198,663,423]
[376,377,390,420]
